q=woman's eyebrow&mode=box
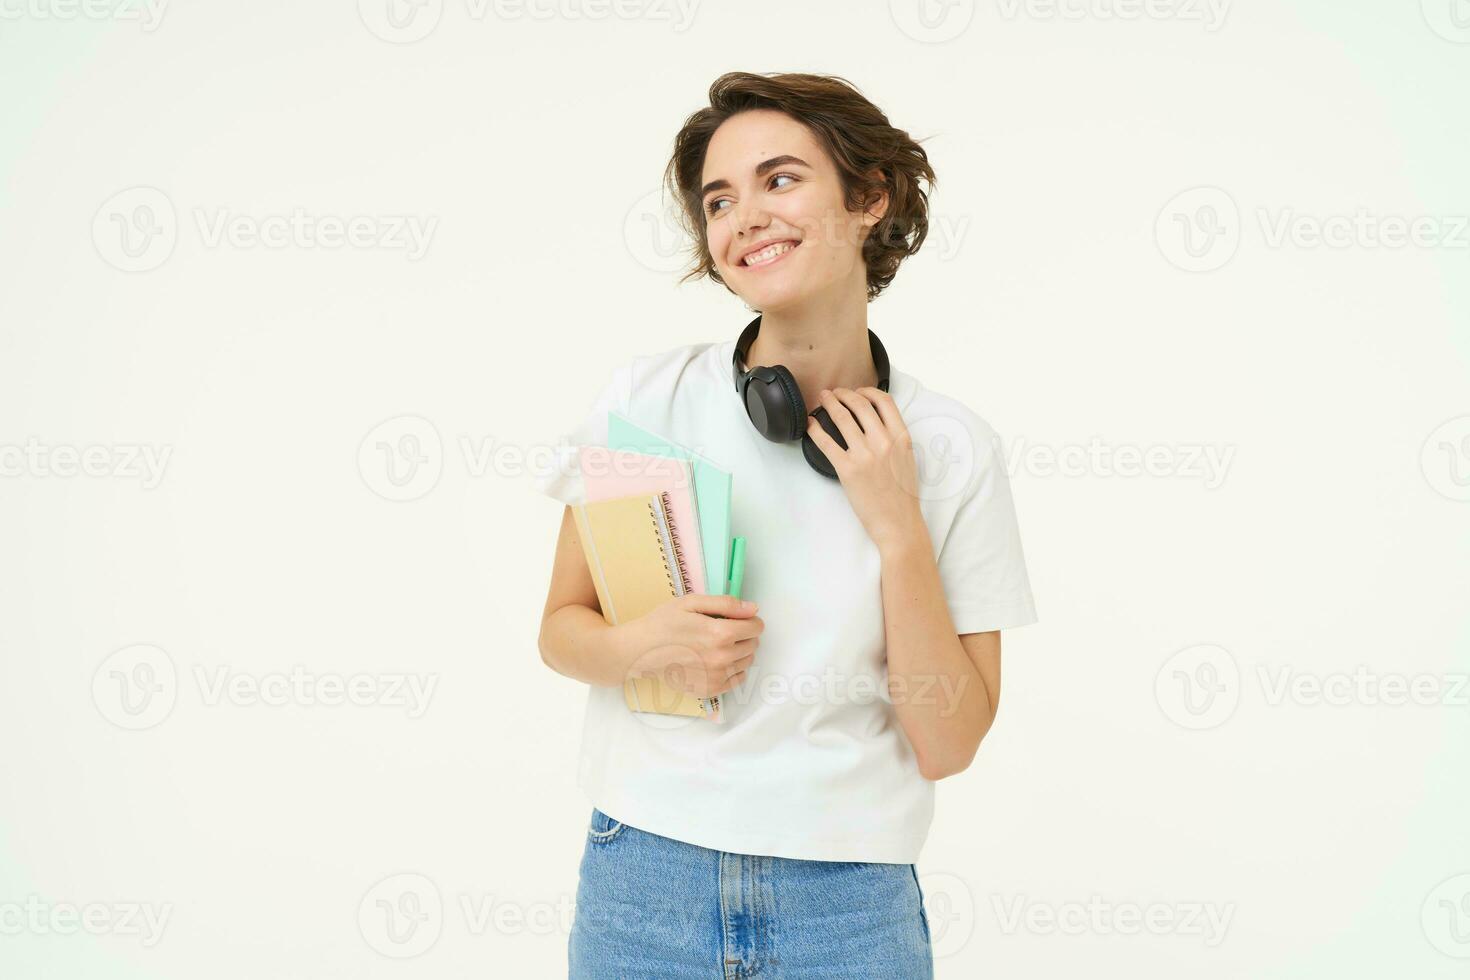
[701,155,810,198]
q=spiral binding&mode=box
[661,491,692,594]
[647,490,718,720]
[646,499,675,599]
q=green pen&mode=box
[701,537,747,722]
[726,537,746,600]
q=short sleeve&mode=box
[935,426,1039,634]
[532,362,633,507]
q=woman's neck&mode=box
[744,303,879,415]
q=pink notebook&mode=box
[578,446,708,595]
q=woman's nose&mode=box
[733,202,770,239]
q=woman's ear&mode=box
[861,167,890,228]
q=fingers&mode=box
[855,386,907,437]
[726,651,755,677]
[684,593,758,618]
[816,388,864,448]
[829,387,885,438]
[716,669,748,694]
[709,643,758,695]
[722,615,764,642]
[805,412,839,462]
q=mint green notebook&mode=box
[608,410,732,595]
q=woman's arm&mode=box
[804,386,1003,781]
[538,505,766,694]
[538,505,647,688]
[877,531,1001,781]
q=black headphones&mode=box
[731,313,891,480]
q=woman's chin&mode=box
[738,281,811,315]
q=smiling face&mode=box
[700,109,882,313]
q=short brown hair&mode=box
[663,71,937,303]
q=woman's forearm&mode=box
[539,604,644,688]
[878,527,996,780]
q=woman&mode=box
[536,71,1038,978]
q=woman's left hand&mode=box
[806,386,928,552]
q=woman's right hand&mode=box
[623,594,764,700]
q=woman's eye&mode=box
[704,174,798,217]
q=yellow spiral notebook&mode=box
[570,489,707,719]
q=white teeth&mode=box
[743,241,796,266]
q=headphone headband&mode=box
[731,314,890,396]
[729,313,893,480]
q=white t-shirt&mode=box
[534,338,1038,863]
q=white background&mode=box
[2,1,1468,977]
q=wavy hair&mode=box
[663,71,937,302]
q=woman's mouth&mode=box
[739,240,801,270]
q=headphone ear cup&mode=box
[769,365,807,442]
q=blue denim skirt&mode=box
[569,806,933,979]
